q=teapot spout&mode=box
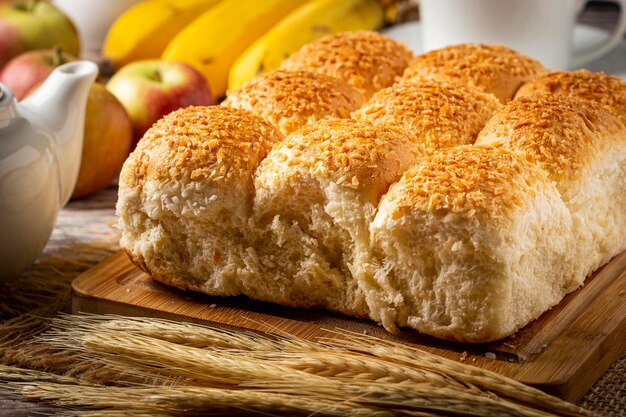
[20,61,98,205]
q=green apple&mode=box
[0,0,80,67]
[0,47,76,100]
[106,59,215,144]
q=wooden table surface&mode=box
[2,3,626,416]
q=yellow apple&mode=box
[72,82,133,199]
[0,0,79,67]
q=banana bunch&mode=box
[162,0,310,98]
[229,0,384,91]
[102,0,224,68]
[103,0,389,98]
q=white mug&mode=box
[54,0,144,58]
[420,0,626,69]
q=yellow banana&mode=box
[162,0,310,98]
[228,0,384,91]
[103,0,223,68]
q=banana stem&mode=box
[27,0,40,13]
[52,46,65,68]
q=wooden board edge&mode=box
[513,267,626,401]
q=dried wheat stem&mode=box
[253,379,562,417]
[59,412,173,417]
[49,314,322,352]
[255,350,468,389]
[10,315,591,417]
[36,328,559,416]
[69,331,326,387]
[0,365,84,385]
[5,382,394,417]
[329,334,591,417]
[46,316,470,389]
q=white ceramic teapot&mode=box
[0,61,98,281]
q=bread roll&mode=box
[222,70,364,136]
[352,81,501,153]
[514,69,626,124]
[400,44,545,103]
[476,95,626,279]
[279,31,413,99]
[117,106,283,291]
[370,145,573,341]
[253,119,424,319]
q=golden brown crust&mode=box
[119,106,284,193]
[279,31,413,99]
[222,70,365,136]
[515,69,626,124]
[401,44,545,103]
[256,118,424,203]
[352,80,502,153]
[476,95,626,185]
[382,145,548,224]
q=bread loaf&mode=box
[279,31,413,99]
[476,95,626,280]
[514,69,626,123]
[117,34,626,342]
[222,70,364,136]
[352,81,501,153]
[400,44,545,103]
[370,145,573,340]
[117,106,284,291]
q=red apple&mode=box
[0,0,79,67]
[0,47,76,100]
[106,59,214,144]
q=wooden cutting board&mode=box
[72,250,626,402]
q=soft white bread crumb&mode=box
[117,106,283,294]
[370,145,574,342]
[476,95,626,279]
[253,118,425,321]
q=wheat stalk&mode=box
[45,320,474,393]
[0,364,83,385]
[326,333,592,417]
[56,330,326,387]
[42,333,563,416]
[252,350,472,390]
[48,314,318,352]
[3,381,395,417]
[59,412,173,417]
[1,314,593,417]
